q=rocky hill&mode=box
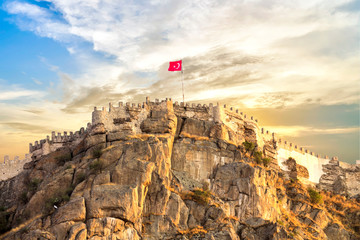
[0,98,359,239]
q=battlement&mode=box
[1,154,31,165]
[0,154,32,180]
[11,96,354,183]
[29,126,88,153]
[276,138,337,160]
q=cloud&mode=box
[32,78,42,85]
[2,0,360,114]
[0,89,43,100]
[264,125,360,137]
[1,122,52,133]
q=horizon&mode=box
[0,0,359,164]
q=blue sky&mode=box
[0,0,359,163]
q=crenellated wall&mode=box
[1,97,358,185]
[0,154,31,180]
[29,125,89,160]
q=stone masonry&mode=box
[1,97,359,195]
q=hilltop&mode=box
[0,97,359,239]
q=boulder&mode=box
[86,184,141,222]
[52,197,86,225]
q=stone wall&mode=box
[1,97,358,188]
[29,126,89,160]
[319,158,360,197]
[0,154,31,180]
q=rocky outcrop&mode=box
[319,158,360,197]
[0,99,359,239]
[283,157,310,180]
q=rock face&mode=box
[319,158,360,197]
[283,157,310,180]
[0,98,359,240]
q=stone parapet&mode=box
[7,96,357,184]
[0,154,32,180]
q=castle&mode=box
[1,97,359,196]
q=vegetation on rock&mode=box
[92,145,103,158]
[308,187,323,205]
[182,188,212,205]
[242,140,255,153]
[55,153,72,165]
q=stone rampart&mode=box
[29,125,89,160]
[1,97,358,185]
[0,154,31,180]
[90,98,358,185]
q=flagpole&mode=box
[181,62,185,103]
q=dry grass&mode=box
[128,134,153,141]
[165,185,179,194]
[322,192,360,213]
[180,133,209,141]
[0,214,42,239]
[178,225,207,237]
[102,145,115,152]
[226,215,239,221]
[180,188,212,205]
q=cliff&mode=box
[0,98,359,239]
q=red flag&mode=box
[168,60,182,71]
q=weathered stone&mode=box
[52,197,86,225]
[87,217,125,237]
[180,118,214,137]
[283,157,309,179]
[165,192,189,230]
[24,168,74,219]
[86,184,141,222]
[107,131,131,142]
[324,223,350,240]
[68,222,87,240]
[51,221,76,240]
[171,138,233,182]
[90,123,106,135]
[1,97,359,240]
[84,134,106,150]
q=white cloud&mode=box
[264,125,360,137]
[3,0,360,109]
[0,89,44,100]
[32,78,42,85]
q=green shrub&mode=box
[55,153,72,165]
[92,146,103,158]
[184,189,211,205]
[308,187,323,204]
[20,191,29,204]
[28,178,42,192]
[65,185,75,197]
[243,141,255,153]
[253,151,262,164]
[262,158,271,167]
[76,172,86,183]
[89,159,104,172]
[44,185,74,213]
[0,206,5,212]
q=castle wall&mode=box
[29,126,89,160]
[2,97,357,186]
[92,102,149,133]
[277,148,330,183]
[173,101,215,121]
[0,154,31,180]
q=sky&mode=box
[0,0,359,164]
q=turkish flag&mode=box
[168,60,182,71]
